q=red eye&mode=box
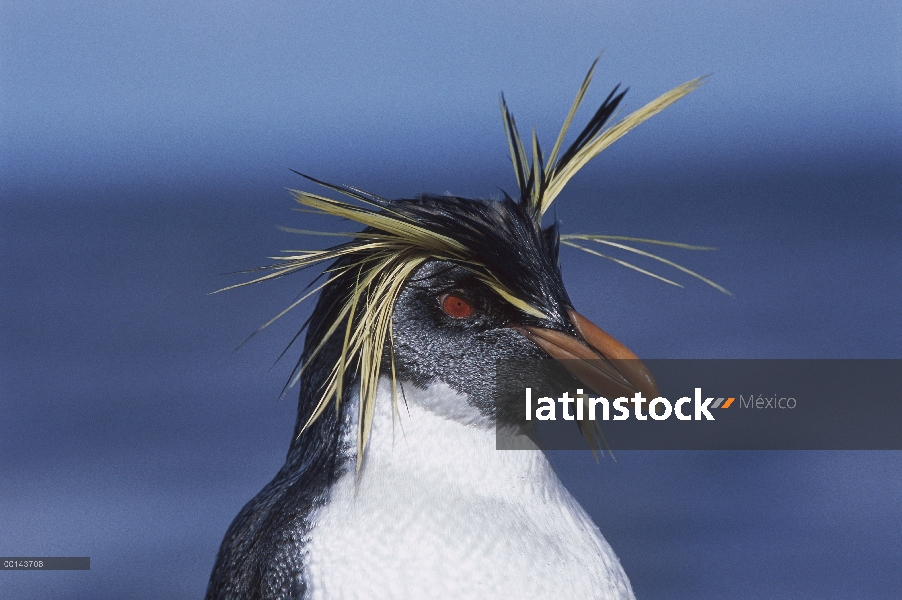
[441,293,474,319]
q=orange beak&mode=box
[512,309,659,400]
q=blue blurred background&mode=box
[2,2,900,598]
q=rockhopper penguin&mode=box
[207,60,720,599]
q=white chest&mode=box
[302,380,635,600]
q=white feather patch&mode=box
[303,378,635,600]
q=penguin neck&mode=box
[339,377,556,498]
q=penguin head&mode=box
[223,61,722,463]
[384,193,657,431]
